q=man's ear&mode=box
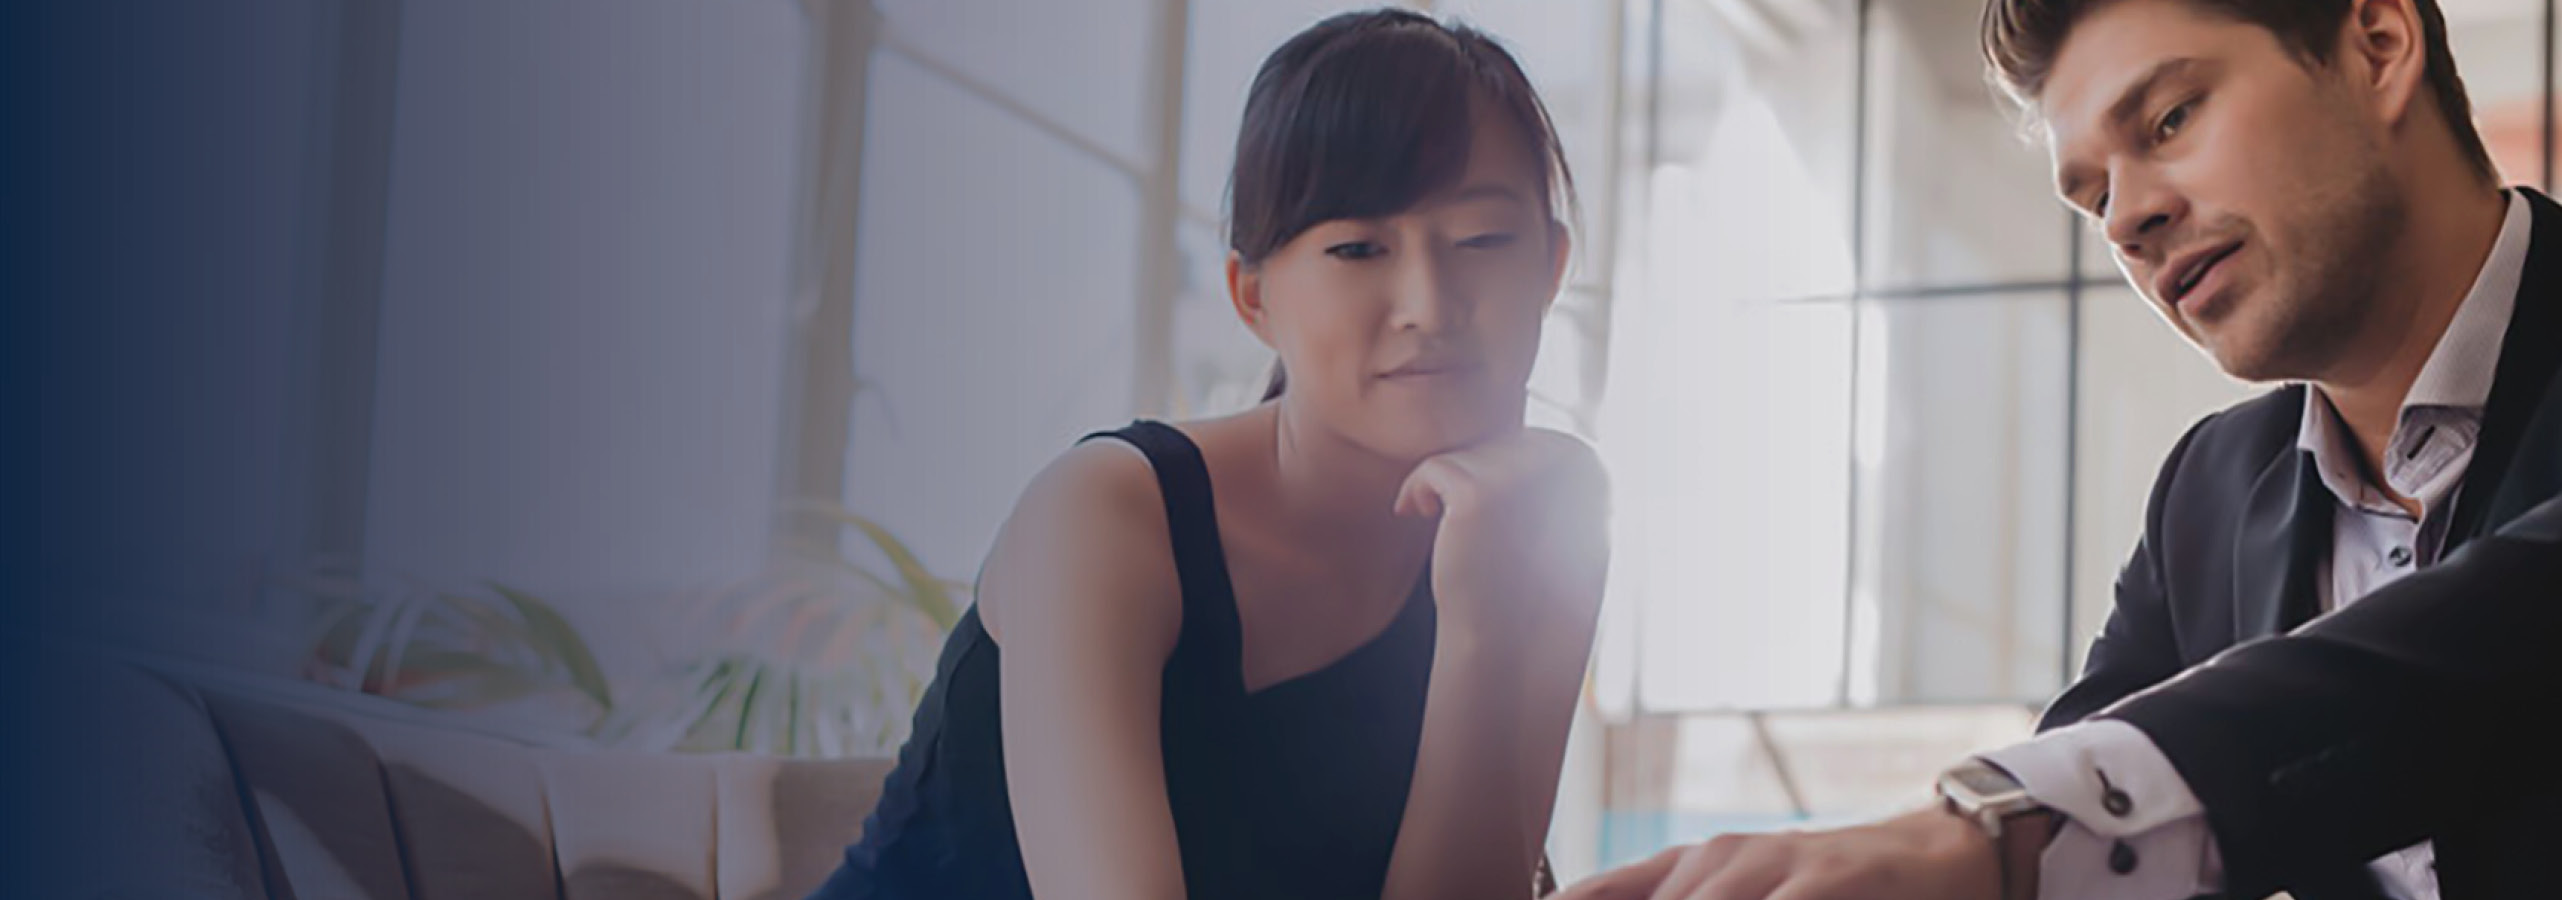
[1227,253,1275,346]
[2344,0,2428,132]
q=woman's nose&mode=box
[1388,253,1465,334]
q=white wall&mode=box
[361,1,813,676]
[37,1,332,667]
[2068,287,2258,671]
[839,0,1159,582]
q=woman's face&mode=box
[1232,106,1568,461]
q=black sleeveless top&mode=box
[809,421,1437,900]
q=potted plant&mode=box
[288,563,615,732]
[597,502,964,758]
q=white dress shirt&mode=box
[1980,190,2531,900]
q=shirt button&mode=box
[2102,788,2134,818]
[2389,546,2414,567]
[2110,840,2140,875]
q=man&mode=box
[1561,0,2562,898]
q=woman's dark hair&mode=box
[1229,8,1578,401]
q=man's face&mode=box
[2040,0,2404,382]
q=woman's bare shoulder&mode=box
[975,437,1183,651]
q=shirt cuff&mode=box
[1979,719,2224,900]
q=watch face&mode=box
[1947,763,2022,799]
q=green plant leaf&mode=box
[437,592,539,656]
[808,554,905,602]
[732,665,768,751]
[308,603,375,665]
[486,582,615,712]
[833,509,963,629]
[786,670,804,757]
[406,669,552,710]
[682,659,742,745]
[370,652,549,709]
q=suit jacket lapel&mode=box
[2450,188,2562,547]
[2235,399,2332,641]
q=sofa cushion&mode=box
[338,713,560,900]
[28,646,269,900]
[538,747,720,900]
[200,689,415,900]
[113,654,897,900]
[712,754,894,900]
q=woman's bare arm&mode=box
[981,442,1191,900]
[1381,430,1611,900]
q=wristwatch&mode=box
[1936,758,2042,841]
[1937,758,2049,900]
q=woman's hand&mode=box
[1379,427,1609,900]
[1393,426,1610,646]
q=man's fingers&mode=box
[1686,855,1791,900]
[1757,878,1837,900]
[1563,833,1793,900]
[1651,833,1779,900]
[1648,837,1733,900]
[1556,845,1685,900]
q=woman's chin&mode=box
[1374,410,1523,460]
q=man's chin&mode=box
[2202,335,2308,385]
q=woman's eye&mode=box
[1325,241,1386,261]
[1458,232,1518,250]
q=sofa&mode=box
[28,643,895,900]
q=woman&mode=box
[813,10,1606,899]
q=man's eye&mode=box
[2154,100,2195,143]
[1326,241,1386,261]
[1458,232,1518,250]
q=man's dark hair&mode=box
[1981,0,2496,181]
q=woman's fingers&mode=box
[1395,454,1483,519]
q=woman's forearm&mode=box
[1384,634,1541,900]
[1381,614,1591,900]
[1382,428,1611,899]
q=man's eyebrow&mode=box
[2106,57,2208,132]
[2056,57,2211,206]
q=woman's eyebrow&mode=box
[1442,183,1530,207]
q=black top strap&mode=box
[1079,420,1257,894]
[1079,419,1246,691]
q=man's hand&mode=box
[1555,806,2017,900]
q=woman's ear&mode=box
[1228,253,1276,346]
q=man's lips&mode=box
[2157,240,2242,311]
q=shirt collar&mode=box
[2405,189,2530,411]
[2296,189,2529,510]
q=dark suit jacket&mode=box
[2043,188,2562,900]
